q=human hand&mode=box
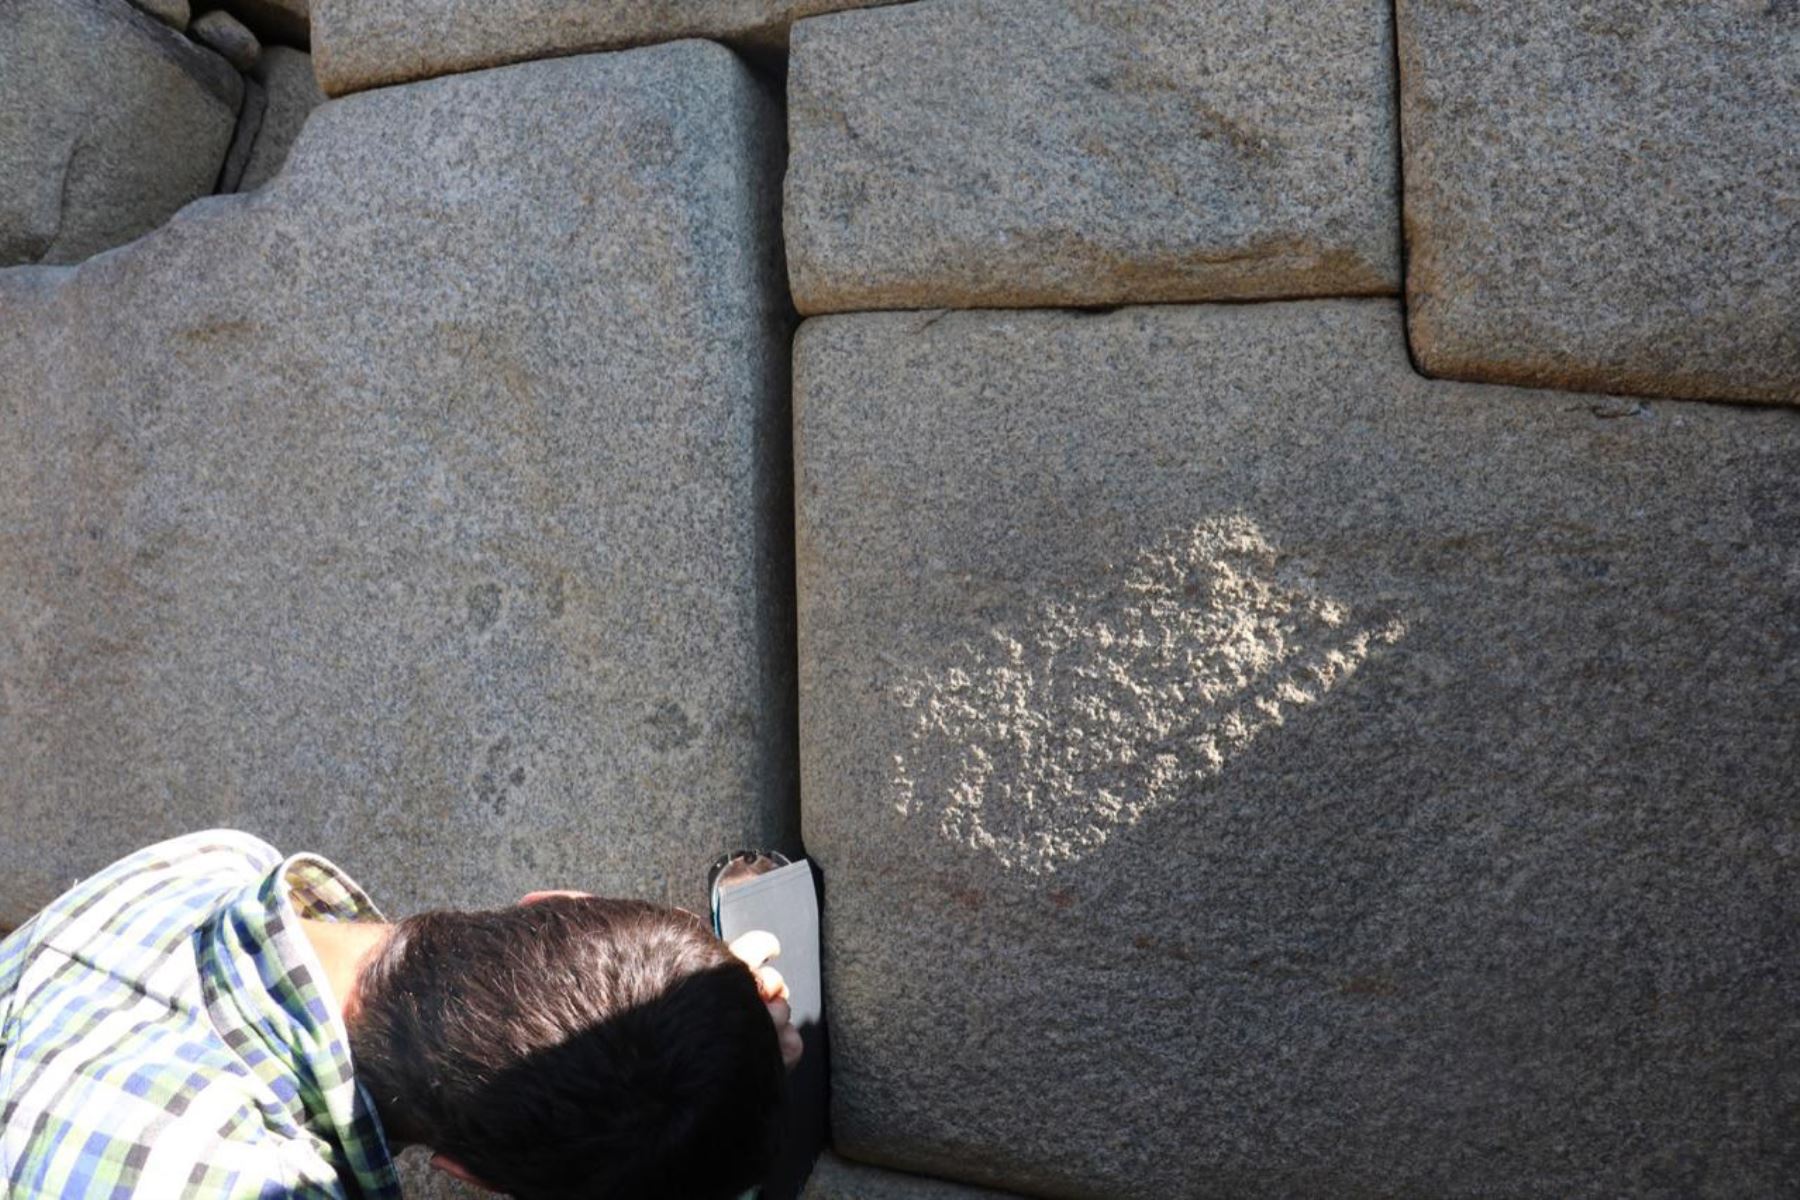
[729,930,803,1070]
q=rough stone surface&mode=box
[191,7,261,69]
[237,47,326,190]
[0,0,241,266]
[1398,0,1800,406]
[311,0,899,97]
[802,1154,1025,1200]
[216,77,267,192]
[219,0,310,48]
[129,0,190,30]
[0,42,794,929]
[394,1151,478,1199]
[785,0,1400,314]
[795,301,1800,1198]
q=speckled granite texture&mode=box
[1398,0,1799,405]
[801,1154,1026,1200]
[787,0,1400,313]
[0,0,241,265]
[311,0,901,95]
[0,42,795,925]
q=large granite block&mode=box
[785,0,1400,314]
[794,301,1800,1197]
[0,42,794,925]
[310,0,899,96]
[1398,0,1800,405]
[0,0,242,266]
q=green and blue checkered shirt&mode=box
[0,830,402,1197]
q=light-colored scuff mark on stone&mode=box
[890,516,1404,873]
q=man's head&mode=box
[345,896,785,1199]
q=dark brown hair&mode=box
[347,896,784,1199]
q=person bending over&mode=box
[0,830,802,1198]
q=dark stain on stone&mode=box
[645,701,699,752]
[1048,889,1076,909]
[1584,399,1648,420]
[546,573,566,619]
[472,770,503,812]
[947,884,986,913]
[1186,101,1273,158]
[1132,933,1194,962]
[1341,975,1400,998]
[467,583,501,632]
[176,318,260,344]
[473,735,522,814]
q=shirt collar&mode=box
[197,852,402,1200]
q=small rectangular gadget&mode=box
[708,851,826,1200]
[709,852,822,1030]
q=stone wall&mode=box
[1,1,1795,1197]
[0,37,793,922]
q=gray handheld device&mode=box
[708,851,826,1200]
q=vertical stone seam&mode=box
[1387,0,1429,379]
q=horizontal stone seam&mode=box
[313,5,921,97]
[792,288,1403,321]
[792,294,1795,410]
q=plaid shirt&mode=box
[0,831,402,1198]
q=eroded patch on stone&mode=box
[890,516,1403,873]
